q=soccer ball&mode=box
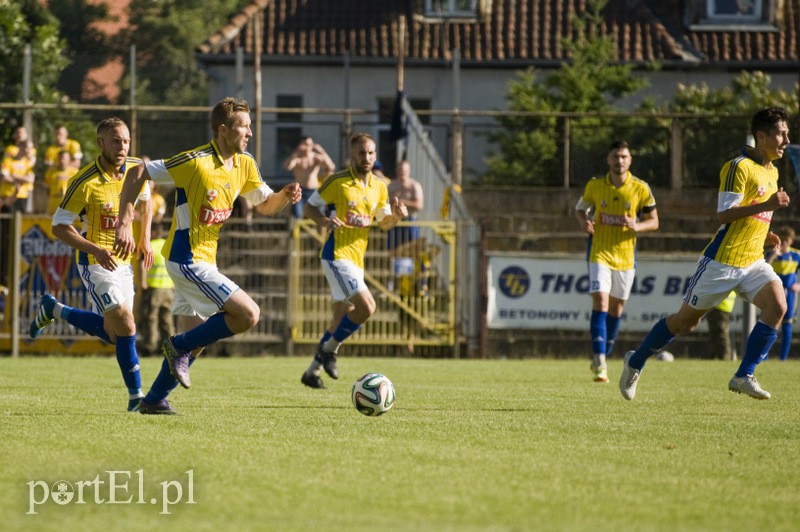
[352,373,395,416]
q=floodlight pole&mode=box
[253,11,263,166]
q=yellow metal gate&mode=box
[289,219,457,352]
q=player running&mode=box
[114,97,300,415]
[620,107,791,400]
[29,117,153,412]
[300,133,407,389]
[575,140,659,383]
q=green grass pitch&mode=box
[1,356,799,531]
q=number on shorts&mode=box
[591,281,600,291]
[691,295,698,305]
[218,284,232,295]
[101,293,112,305]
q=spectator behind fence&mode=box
[766,225,800,361]
[1,139,36,213]
[4,126,37,162]
[44,125,83,169]
[43,150,78,215]
[387,160,425,294]
[136,222,175,356]
[114,97,300,415]
[620,107,791,401]
[575,140,659,384]
[283,136,335,218]
[300,133,407,389]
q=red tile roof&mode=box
[197,0,800,66]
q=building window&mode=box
[424,0,478,18]
[706,0,761,21]
[276,94,303,123]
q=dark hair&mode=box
[96,117,127,136]
[776,225,796,241]
[211,97,250,133]
[751,107,789,139]
[608,140,630,153]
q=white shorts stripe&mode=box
[321,259,367,302]
[180,263,224,307]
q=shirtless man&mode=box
[283,137,335,218]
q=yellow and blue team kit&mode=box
[316,168,390,270]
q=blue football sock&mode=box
[333,314,361,343]
[629,318,675,371]
[779,322,792,361]
[62,306,112,344]
[319,331,332,348]
[144,356,196,403]
[115,335,141,394]
[736,321,778,377]
[590,310,607,356]
[171,312,234,353]
[606,314,621,358]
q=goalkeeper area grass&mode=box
[1,356,799,530]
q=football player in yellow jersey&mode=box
[114,97,300,415]
[575,140,659,383]
[29,117,155,412]
[300,133,407,389]
[621,107,791,401]
[44,125,83,169]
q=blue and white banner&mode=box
[487,255,744,331]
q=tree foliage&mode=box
[641,71,799,188]
[119,0,251,105]
[481,0,649,186]
[0,1,67,140]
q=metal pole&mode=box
[452,48,463,186]
[562,116,570,188]
[253,12,263,166]
[343,50,351,166]
[129,44,138,156]
[236,47,244,99]
[670,118,684,190]
[10,212,22,358]
[22,44,32,135]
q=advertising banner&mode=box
[487,255,744,332]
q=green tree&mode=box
[481,0,649,186]
[0,1,66,138]
[645,71,799,188]
[0,1,98,169]
[119,0,250,106]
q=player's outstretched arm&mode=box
[256,182,301,216]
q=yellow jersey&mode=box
[703,154,778,268]
[2,152,36,199]
[147,139,272,265]
[579,172,656,270]
[44,165,78,214]
[44,139,82,166]
[57,157,148,266]
[312,168,391,269]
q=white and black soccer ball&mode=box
[352,373,395,416]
